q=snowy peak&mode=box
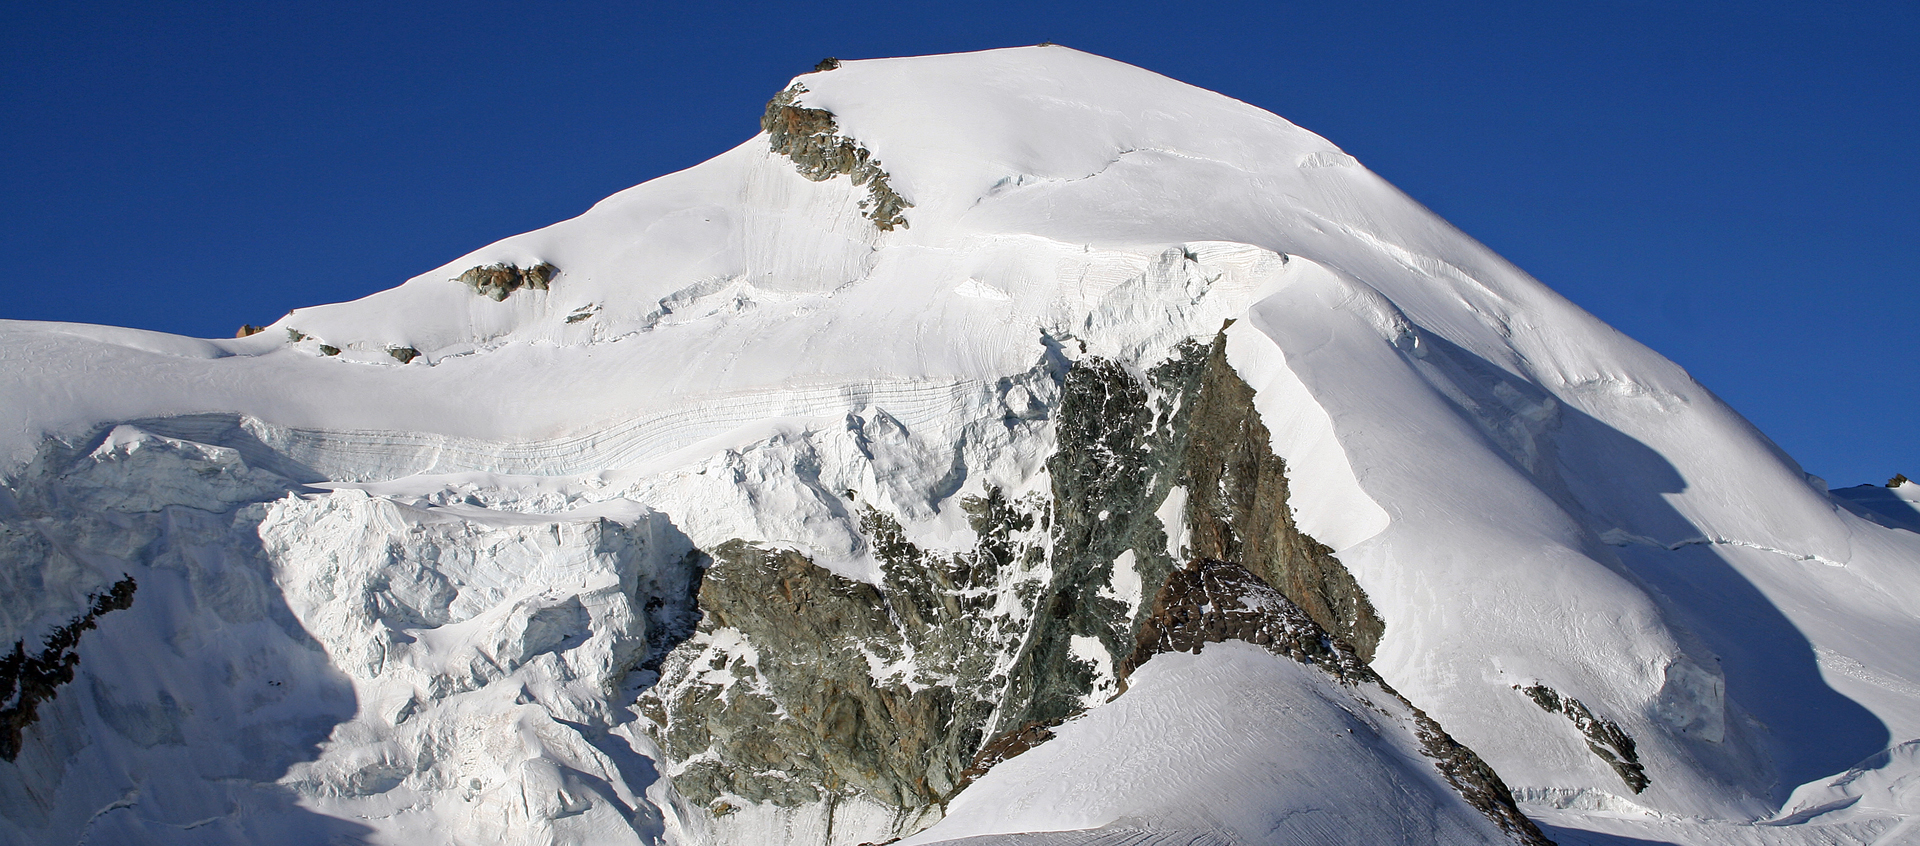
[1,47,1918,846]
[236,46,1368,371]
[780,46,1342,218]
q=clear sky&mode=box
[2,1,1913,487]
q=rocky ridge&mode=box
[762,84,913,231]
[639,494,1052,840]
[459,261,558,301]
[637,330,1415,844]
[1517,683,1649,793]
[0,575,136,761]
[1122,558,1552,846]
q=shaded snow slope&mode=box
[3,46,1918,845]
[1833,481,1920,534]
[902,642,1520,846]
[0,426,699,845]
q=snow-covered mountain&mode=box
[2,46,1916,846]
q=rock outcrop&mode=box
[1127,559,1552,846]
[992,354,1159,734]
[1119,558,1368,684]
[0,576,136,761]
[1517,683,1649,793]
[991,333,1383,744]
[641,335,1395,843]
[952,721,1052,793]
[640,492,1050,841]
[1173,334,1385,661]
[762,84,912,231]
[458,261,557,301]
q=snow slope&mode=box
[903,642,1517,846]
[2,46,1917,845]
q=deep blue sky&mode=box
[3,2,1914,487]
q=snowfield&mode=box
[2,46,1916,846]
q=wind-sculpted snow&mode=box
[3,45,1919,846]
[761,82,913,230]
[903,642,1532,846]
[127,376,1003,483]
[1106,558,1548,844]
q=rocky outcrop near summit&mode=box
[458,261,557,301]
[762,84,912,230]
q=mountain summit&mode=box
[2,47,1915,846]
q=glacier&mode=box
[1,46,1917,846]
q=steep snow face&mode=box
[261,490,701,846]
[0,425,700,845]
[2,45,1918,846]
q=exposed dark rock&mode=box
[318,344,340,356]
[235,324,264,338]
[1119,558,1370,685]
[1175,334,1384,661]
[1415,711,1557,846]
[813,57,841,72]
[1891,473,1910,488]
[641,336,1400,837]
[1125,559,1551,846]
[386,346,419,364]
[287,329,308,342]
[954,721,1053,792]
[0,575,137,761]
[458,261,558,301]
[641,541,911,809]
[993,334,1383,743]
[640,492,1048,825]
[1517,683,1649,793]
[993,356,1155,735]
[761,84,912,231]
